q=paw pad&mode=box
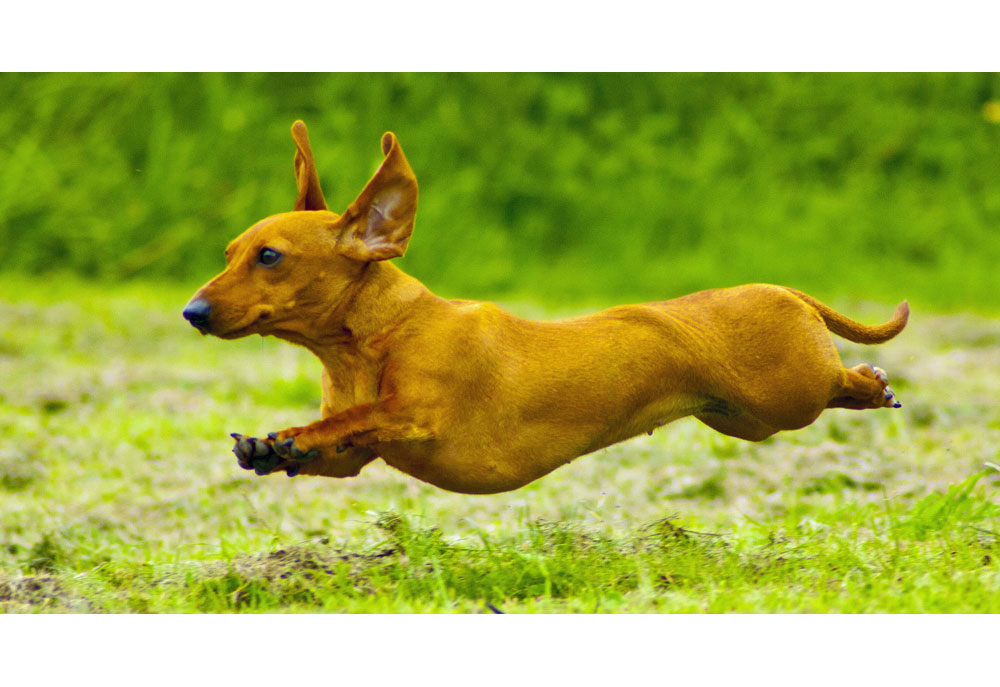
[252,454,280,475]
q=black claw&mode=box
[893,400,902,408]
[286,465,300,477]
[230,432,244,440]
[267,432,279,441]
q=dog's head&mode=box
[183,121,418,341]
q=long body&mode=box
[300,264,905,493]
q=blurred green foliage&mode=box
[1,73,998,310]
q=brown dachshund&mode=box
[183,121,908,494]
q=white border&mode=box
[2,1,999,71]
[1,615,996,685]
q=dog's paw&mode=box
[869,366,902,409]
[230,432,295,477]
[269,431,321,465]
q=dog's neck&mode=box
[298,261,432,364]
[345,261,430,342]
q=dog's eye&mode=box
[257,248,283,267]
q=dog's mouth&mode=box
[213,308,275,340]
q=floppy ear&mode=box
[333,132,418,262]
[291,120,328,211]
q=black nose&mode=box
[183,298,212,331]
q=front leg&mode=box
[232,399,432,477]
[279,399,434,452]
[231,432,377,478]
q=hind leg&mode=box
[695,397,780,442]
[827,363,901,410]
[696,412,779,441]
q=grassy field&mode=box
[1,276,998,613]
[3,73,1000,312]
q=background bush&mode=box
[1,73,998,310]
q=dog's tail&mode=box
[784,287,909,344]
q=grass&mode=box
[1,276,999,612]
[3,73,1000,312]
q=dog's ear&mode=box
[333,132,418,262]
[291,120,328,211]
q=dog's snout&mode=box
[183,298,212,331]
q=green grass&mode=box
[2,73,1000,312]
[2,277,999,612]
